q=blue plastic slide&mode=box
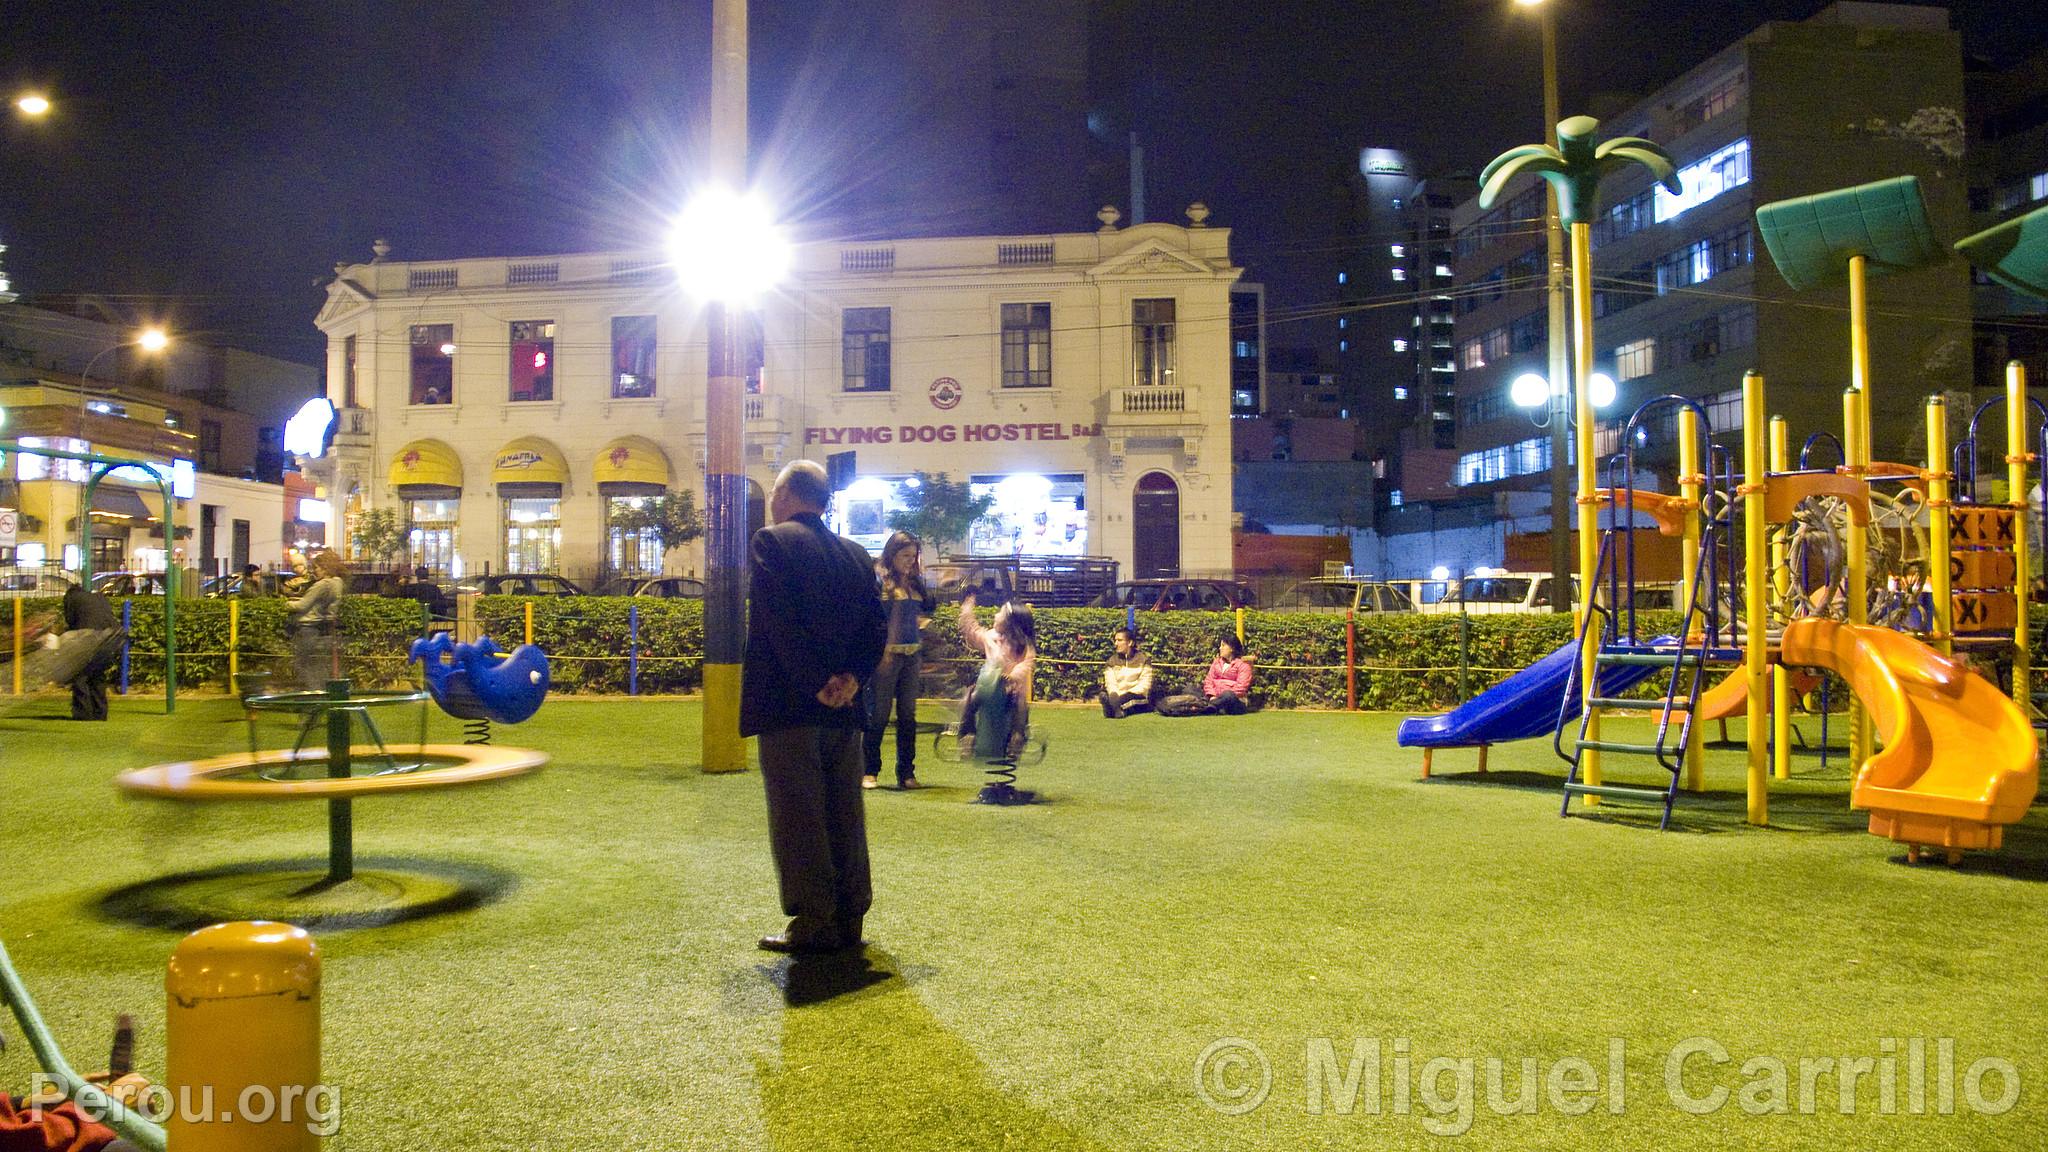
[1396,640,1657,748]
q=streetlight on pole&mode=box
[672,0,788,774]
[1516,0,1573,612]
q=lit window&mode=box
[509,320,555,402]
[1391,268,1407,282]
[1435,264,1453,277]
[843,308,893,392]
[2033,171,2048,201]
[1339,340,1349,353]
[1390,244,1406,258]
[1614,337,1656,381]
[1655,138,1751,222]
[1393,339,1410,352]
[1337,271,1348,285]
[1394,387,1409,400]
[409,324,454,405]
[1338,317,1348,330]
[1132,299,1176,387]
[1001,302,1052,388]
[612,315,657,398]
[1389,490,1403,506]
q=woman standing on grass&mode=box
[864,531,937,790]
[287,549,347,688]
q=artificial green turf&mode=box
[3,694,2046,1150]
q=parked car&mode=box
[343,570,408,598]
[1272,577,1415,615]
[594,575,707,598]
[1413,571,1576,616]
[455,573,587,597]
[203,571,287,598]
[91,571,174,597]
[0,566,75,599]
[1089,578,1257,612]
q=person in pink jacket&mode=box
[1200,634,1253,714]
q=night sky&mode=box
[0,1,2037,366]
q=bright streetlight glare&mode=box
[1513,0,1547,7]
[1589,372,1617,409]
[15,93,50,117]
[137,327,170,353]
[1430,565,1451,581]
[668,187,790,304]
[1511,372,1549,408]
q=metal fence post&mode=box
[628,603,640,696]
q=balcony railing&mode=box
[1111,385,1190,416]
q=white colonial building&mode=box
[312,212,1241,585]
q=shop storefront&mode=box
[390,438,463,575]
[594,435,673,579]
[832,472,1088,558]
[494,437,567,574]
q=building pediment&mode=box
[315,278,375,327]
[1086,239,1222,280]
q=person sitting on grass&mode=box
[955,593,1035,761]
[1201,634,1254,714]
[1160,634,1254,716]
[1100,626,1154,718]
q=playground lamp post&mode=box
[1514,0,1574,614]
[670,0,789,773]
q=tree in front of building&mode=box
[608,489,705,560]
[886,471,994,558]
[351,506,407,566]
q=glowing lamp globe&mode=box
[1510,373,1549,408]
[668,188,791,304]
[1589,373,1617,409]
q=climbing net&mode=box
[1769,485,1930,630]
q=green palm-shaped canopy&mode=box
[1955,202,2048,300]
[1479,115,1681,226]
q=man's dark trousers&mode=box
[71,652,113,721]
[759,727,871,948]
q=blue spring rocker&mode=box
[409,634,550,739]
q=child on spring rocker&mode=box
[953,594,1036,783]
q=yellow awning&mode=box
[491,436,568,488]
[592,435,673,490]
[389,439,464,490]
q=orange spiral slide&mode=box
[1779,619,2039,857]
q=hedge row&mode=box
[479,597,1675,711]
[2,596,433,691]
[7,596,2041,711]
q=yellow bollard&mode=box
[228,598,240,687]
[166,921,322,1152]
[1234,606,1245,646]
[524,600,535,646]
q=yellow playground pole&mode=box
[1926,396,1953,658]
[2010,361,2033,712]
[228,598,241,687]
[1571,219,1602,796]
[1678,406,1705,792]
[1843,385,1872,769]
[524,600,535,647]
[1768,415,1792,782]
[1234,606,1245,646]
[1742,372,1769,826]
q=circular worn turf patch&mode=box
[96,856,514,933]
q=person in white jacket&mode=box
[1099,627,1154,718]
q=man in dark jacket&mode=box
[60,582,121,721]
[741,460,887,954]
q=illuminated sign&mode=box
[284,397,337,458]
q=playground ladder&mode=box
[1555,404,1736,830]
